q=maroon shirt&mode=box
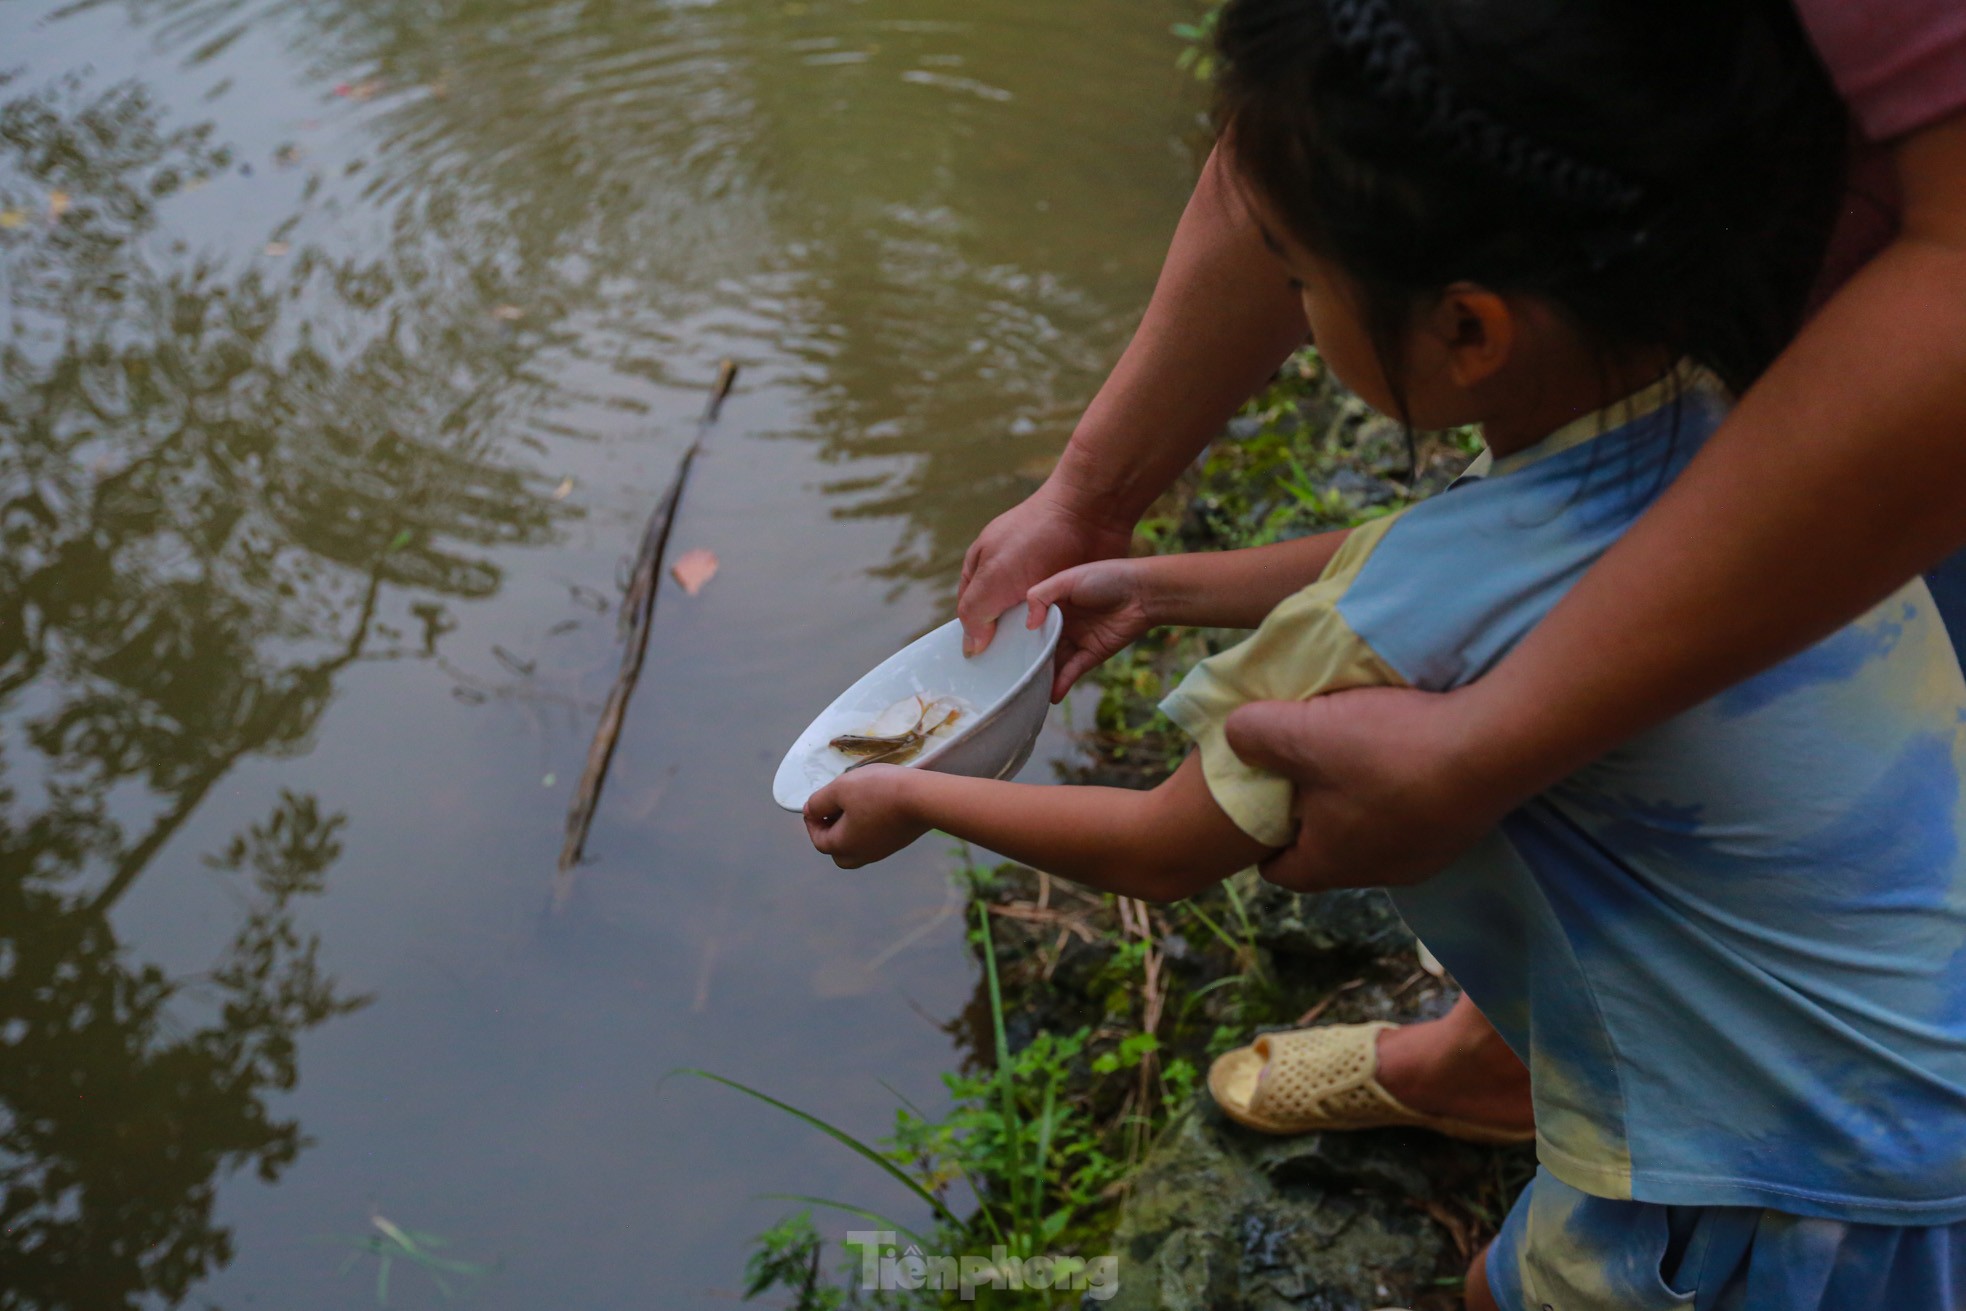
[1796,0,1966,295]
[1796,0,1966,141]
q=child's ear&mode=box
[1430,282,1516,388]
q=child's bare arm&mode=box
[1029,528,1354,697]
[804,753,1274,903]
[1140,528,1354,629]
[1033,527,1350,638]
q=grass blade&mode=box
[1029,1069,1060,1248]
[372,1215,420,1256]
[976,901,1026,1253]
[876,1077,930,1120]
[673,1069,962,1229]
[1179,901,1243,959]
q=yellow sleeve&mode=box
[1157,515,1407,848]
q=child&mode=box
[805,0,1966,1305]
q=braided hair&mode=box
[1214,0,1848,404]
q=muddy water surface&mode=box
[0,0,1201,1305]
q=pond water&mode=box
[0,0,1200,1304]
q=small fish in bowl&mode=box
[828,694,974,770]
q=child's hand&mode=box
[1026,558,1156,702]
[803,765,933,868]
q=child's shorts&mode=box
[1489,1167,1966,1311]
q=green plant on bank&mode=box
[693,893,1174,1309]
[709,883,1290,1306]
[1171,5,1222,81]
[745,1212,847,1311]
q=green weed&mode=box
[314,1213,492,1306]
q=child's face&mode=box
[1252,210,1483,431]
[1245,186,1672,457]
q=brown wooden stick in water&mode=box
[554,360,738,903]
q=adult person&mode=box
[955,3,1966,1138]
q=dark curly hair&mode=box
[1214,0,1850,412]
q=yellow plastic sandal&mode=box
[1207,1021,1536,1145]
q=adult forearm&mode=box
[1042,144,1308,531]
[1141,528,1353,629]
[1459,117,1966,797]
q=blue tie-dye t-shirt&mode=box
[1165,371,1966,1222]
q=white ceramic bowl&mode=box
[772,604,1062,812]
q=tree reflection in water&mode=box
[0,72,556,1308]
[2,0,1198,1298]
[86,0,1184,602]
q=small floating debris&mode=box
[670,548,718,596]
[898,69,1013,102]
[491,644,535,677]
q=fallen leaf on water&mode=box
[0,209,27,230]
[671,548,719,596]
[273,144,306,167]
[264,240,291,256]
[335,78,384,101]
[550,475,574,500]
[47,190,71,221]
[490,304,524,321]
